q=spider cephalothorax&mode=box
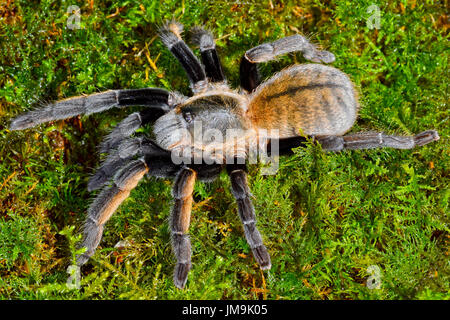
[154,87,252,163]
[9,20,439,289]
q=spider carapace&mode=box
[10,21,439,289]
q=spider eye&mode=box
[183,111,193,124]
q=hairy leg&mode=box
[240,34,335,93]
[10,88,170,131]
[245,35,335,64]
[78,148,185,265]
[170,167,197,288]
[267,130,439,155]
[158,21,207,93]
[191,26,225,83]
[99,108,166,153]
[77,158,150,266]
[226,163,271,270]
[89,137,168,191]
[99,91,187,154]
[318,130,440,152]
[91,135,224,192]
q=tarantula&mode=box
[10,21,439,289]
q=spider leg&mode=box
[10,88,170,131]
[239,56,261,94]
[191,26,225,83]
[239,35,335,93]
[158,21,207,93]
[77,158,150,266]
[89,137,168,191]
[266,130,440,155]
[91,133,224,191]
[98,108,166,153]
[226,163,271,270]
[170,167,197,289]
[78,152,183,266]
[267,136,308,156]
[317,130,440,152]
[99,91,187,154]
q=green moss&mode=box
[0,213,40,269]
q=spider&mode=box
[10,21,439,289]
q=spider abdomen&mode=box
[246,64,358,138]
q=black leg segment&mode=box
[116,88,170,107]
[170,42,207,85]
[158,21,207,92]
[239,56,261,93]
[267,136,308,156]
[201,49,225,82]
[191,26,225,83]
[226,163,271,270]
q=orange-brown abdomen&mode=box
[246,64,358,138]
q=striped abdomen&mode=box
[246,64,358,138]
